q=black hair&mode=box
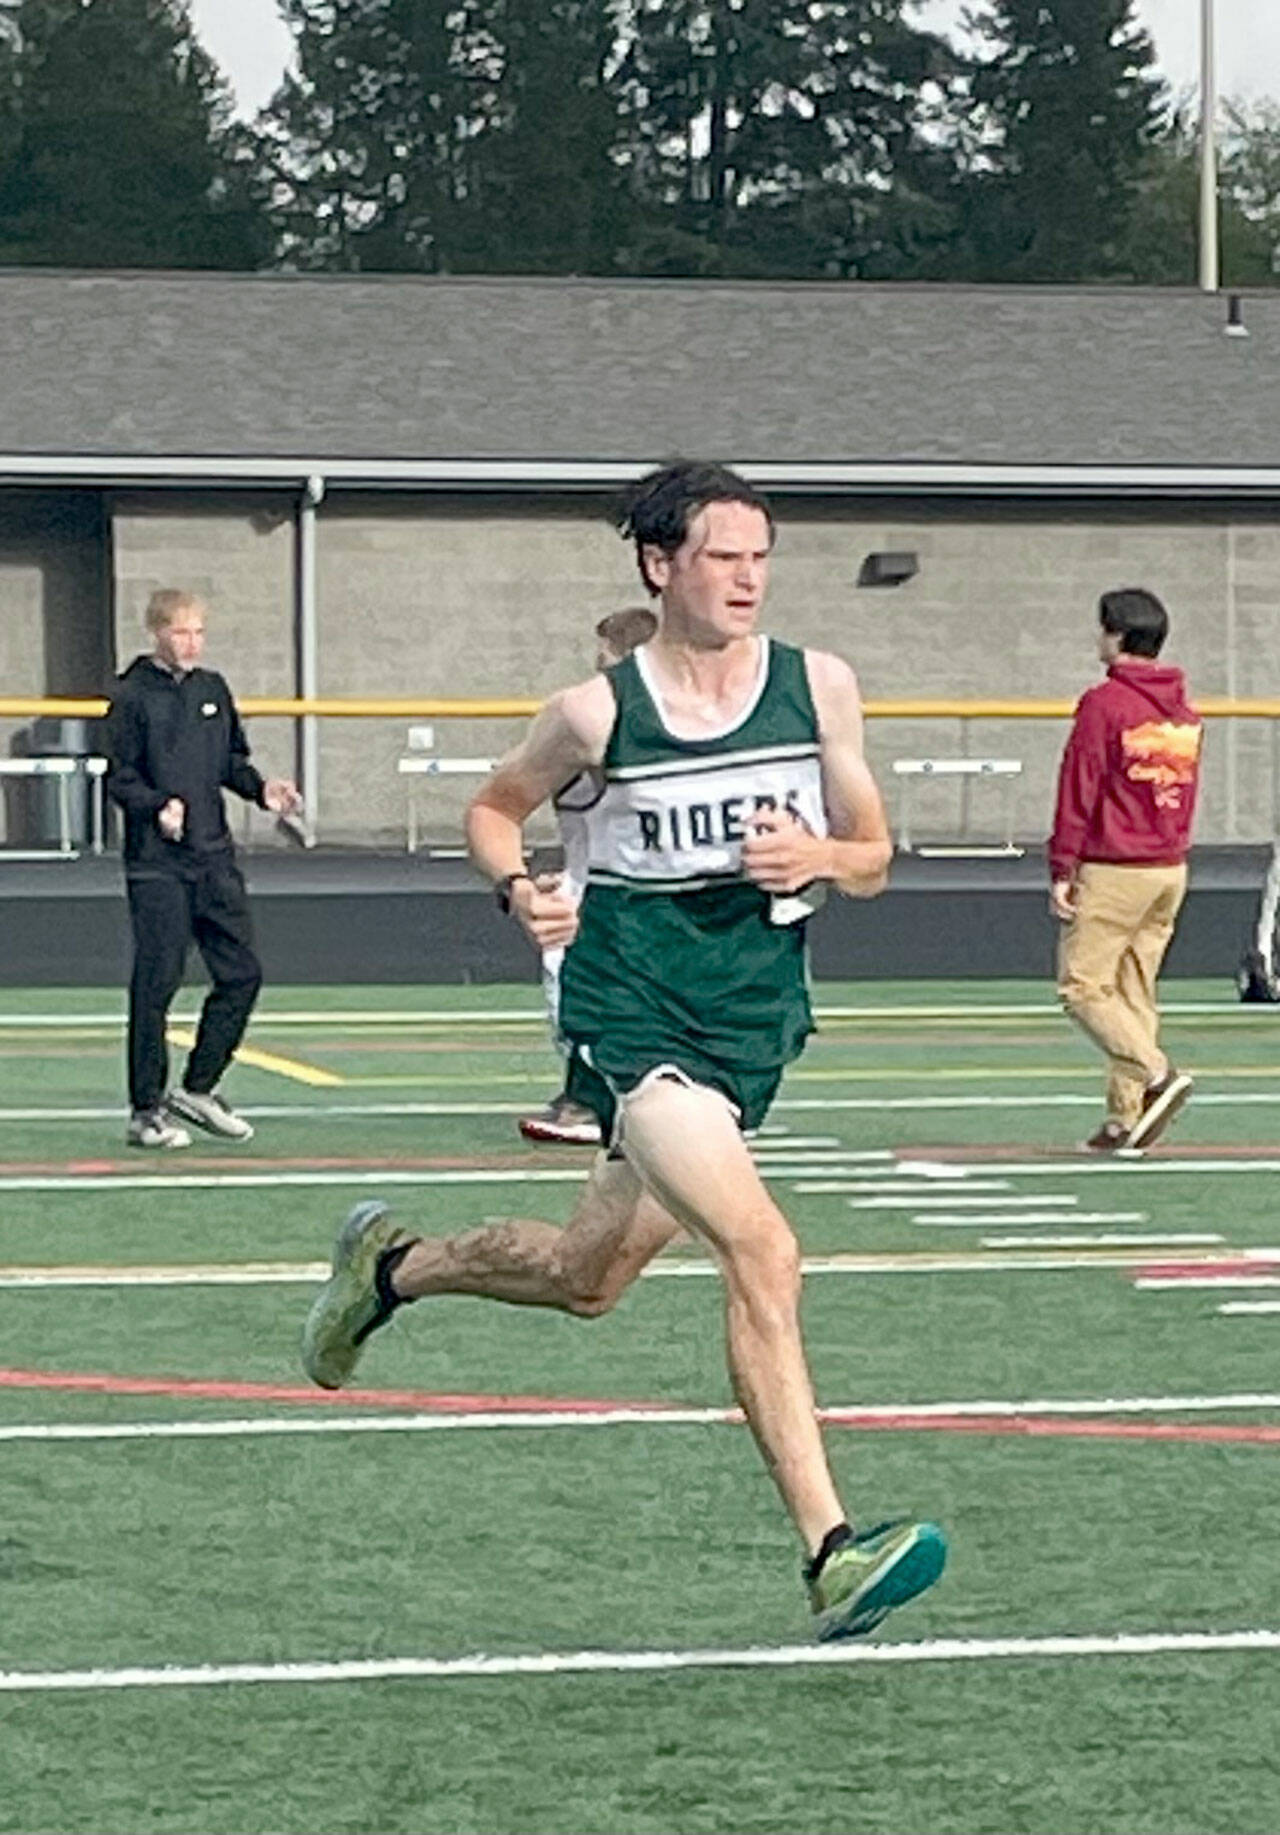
[1098,588,1169,659]
[614,460,775,595]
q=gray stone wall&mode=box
[25,486,1272,852]
[772,498,1267,849]
[314,494,639,847]
[312,493,1280,849]
[110,492,299,808]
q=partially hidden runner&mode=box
[519,604,657,1147]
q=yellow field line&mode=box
[165,1028,345,1089]
[342,1073,546,1087]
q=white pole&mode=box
[1199,0,1219,292]
[297,475,325,847]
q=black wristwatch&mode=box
[495,870,533,915]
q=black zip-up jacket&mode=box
[105,656,265,874]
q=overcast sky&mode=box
[189,0,1280,120]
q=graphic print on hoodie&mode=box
[1049,658,1203,883]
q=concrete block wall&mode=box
[770,499,1267,849]
[111,492,299,797]
[78,487,1280,850]
[314,495,640,847]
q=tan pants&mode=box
[1057,862,1187,1126]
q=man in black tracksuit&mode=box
[106,590,301,1150]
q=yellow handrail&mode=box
[2,695,1278,721]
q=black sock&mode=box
[804,1521,855,1584]
[374,1239,419,1313]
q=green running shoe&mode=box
[301,1201,408,1389]
[808,1519,947,1641]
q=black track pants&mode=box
[126,861,263,1112]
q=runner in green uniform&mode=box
[302,461,947,1640]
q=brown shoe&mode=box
[1082,1120,1140,1155]
[518,1093,602,1146]
[1124,1068,1193,1151]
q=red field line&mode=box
[0,1368,646,1412]
[823,1411,1280,1445]
[1133,1259,1280,1280]
[1,1367,1279,1443]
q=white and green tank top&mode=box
[559,637,826,1071]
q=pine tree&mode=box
[257,0,459,271]
[258,0,625,273]
[1220,99,1280,285]
[963,0,1166,281]
[0,0,265,268]
[612,0,958,278]
[460,0,627,273]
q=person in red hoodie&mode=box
[1050,588,1202,1153]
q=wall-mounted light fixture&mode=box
[858,550,918,588]
[1224,293,1249,339]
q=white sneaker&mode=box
[128,1109,191,1151]
[517,1094,602,1146]
[167,1088,255,1141]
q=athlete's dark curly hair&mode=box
[614,460,775,595]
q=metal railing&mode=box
[4,695,1279,720]
[0,755,107,856]
[3,696,1270,849]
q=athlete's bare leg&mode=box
[618,1074,846,1557]
[382,1074,846,1551]
[390,1155,681,1316]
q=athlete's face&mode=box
[154,604,206,674]
[645,501,772,645]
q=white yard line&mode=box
[0,1245,1250,1287]
[0,1162,965,1195]
[794,1179,1007,1194]
[795,1181,1014,1196]
[0,1169,597,1193]
[918,1212,1147,1228]
[1219,1302,1280,1315]
[1,1153,1276,1193]
[775,1094,1280,1112]
[7,1091,1280,1123]
[2,1157,1279,1196]
[748,1150,905,1163]
[1136,1275,1280,1290]
[0,1628,1277,1694]
[902,1158,1280,1178]
[0,998,1265,1029]
[0,1103,539,1122]
[2,1393,1279,1447]
[0,1010,549,1030]
[745,1138,846,1152]
[980,1233,1217,1249]
[851,1193,1078,1210]
[3,1394,1279,1444]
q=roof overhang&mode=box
[0,454,1279,497]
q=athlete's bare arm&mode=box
[466,674,615,949]
[740,649,892,899]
